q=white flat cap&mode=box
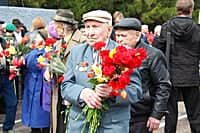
[82,10,112,26]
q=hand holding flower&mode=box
[44,68,53,82]
[95,84,112,98]
[9,65,18,73]
[9,65,19,80]
[80,88,102,109]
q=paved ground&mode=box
[0,102,190,133]
[155,102,190,133]
[0,101,30,133]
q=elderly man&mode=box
[44,9,85,133]
[61,10,142,133]
[114,18,171,133]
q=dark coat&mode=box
[131,40,171,122]
[153,16,200,87]
[21,48,50,128]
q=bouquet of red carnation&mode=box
[80,42,147,133]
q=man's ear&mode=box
[108,26,113,37]
[135,31,140,37]
[136,31,141,42]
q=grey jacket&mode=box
[61,39,142,133]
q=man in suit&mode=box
[114,18,171,133]
[61,10,143,133]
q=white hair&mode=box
[154,25,162,36]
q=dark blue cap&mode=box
[114,18,141,31]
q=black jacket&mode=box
[130,40,171,122]
[153,16,200,86]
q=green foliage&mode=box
[9,0,200,29]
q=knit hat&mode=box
[5,23,16,32]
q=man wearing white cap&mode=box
[61,10,142,133]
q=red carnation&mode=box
[37,63,46,68]
[102,64,116,76]
[136,48,147,59]
[110,90,120,96]
[57,76,64,83]
[45,52,53,60]
[108,77,121,90]
[62,44,67,49]
[45,38,57,46]
[116,45,127,53]
[3,50,10,57]
[118,74,130,89]
[100,50,113,64]
[93,41,106,51]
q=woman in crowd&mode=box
[21,16,50,133]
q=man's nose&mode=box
[87,27,96,37]
[116,36,123,44]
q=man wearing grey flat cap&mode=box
[114,18,171,133]
[61,10,142,133]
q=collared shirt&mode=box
[92,39,109,64]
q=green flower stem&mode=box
[80,99,109,133]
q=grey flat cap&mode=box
[114,18,141,31]
[82,10,112,26]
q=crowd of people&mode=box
[0,0,200,133]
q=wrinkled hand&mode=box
[80,88,102,109]
[95,84,112,98]
[146,117,160,132]
[44,68,52,82]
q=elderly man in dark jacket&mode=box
[152,0,200,133]
[114,18,171,133]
